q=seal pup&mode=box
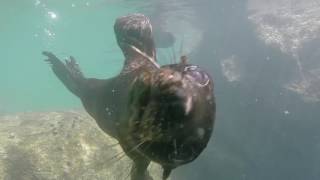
[43,14,215,180]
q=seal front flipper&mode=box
[43,51,85,97]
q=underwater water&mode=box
[1,0,320,179]
[0,0,138,113]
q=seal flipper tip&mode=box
[43,51,85,97]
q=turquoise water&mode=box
[2,1,320,179]
[0,0,141,113]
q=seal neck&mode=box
[120,45,159,74]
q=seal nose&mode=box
[183,65,210,87]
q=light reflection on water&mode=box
[0,0,139,113]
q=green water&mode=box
[0,0,143,113]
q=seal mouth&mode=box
[136,139,199,166]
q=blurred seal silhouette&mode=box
[43,13,215,180]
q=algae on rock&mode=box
[0,111,164,180]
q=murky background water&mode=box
[1,0,320,179]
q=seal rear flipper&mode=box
[131,158,152,180]
[162,166,172,180]
[43,51,85,97]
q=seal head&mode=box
[127,57,215,172]
[114,13,156,60]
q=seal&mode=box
[43,14,215,180]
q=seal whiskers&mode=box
[107,139,148,164]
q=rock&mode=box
[248,0,320,102]
[248,0,320,55]
[0,111,164,180]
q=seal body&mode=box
[43,14,215,180]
